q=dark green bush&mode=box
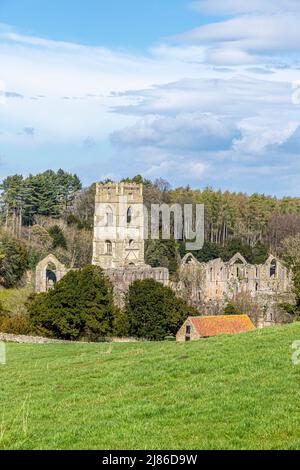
[124,279,197,341]
[27,265,117,341]
[224,303,241,316]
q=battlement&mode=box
[96,182,143,202]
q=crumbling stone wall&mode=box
[36,254,169,308]
[106,265,169,307]
[175,252,294,326]
[35,254,69,293]
[93,182,145,269]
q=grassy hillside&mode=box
[1,324,300,450]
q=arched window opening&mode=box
[129,239,134,247]
[127,207,133,224]
[106,206,113,227]
[186,255,194,265]
[106,240,112,255]
[46,262,57,291]
[270,259,277,278]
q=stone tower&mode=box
[92,182,145,269]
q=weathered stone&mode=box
[35,254,70,293]
[35,182,295,329]
[174,252,294,327]
[92,182,145,269]
[0,332,68,344]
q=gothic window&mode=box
[106,240,112,255]
[46,262,57,291]
[270,259,277,278]
[127,207,133,224]
[106,206,113,227]
[129,239,134,247]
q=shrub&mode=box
[27,265,116,341]
[224,303,241,316]
[124,279,198,341]
[0,315,33,335]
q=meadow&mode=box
[0,323,300,450]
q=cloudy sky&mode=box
[0,0,300,195]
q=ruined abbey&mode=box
[36,182,294,327]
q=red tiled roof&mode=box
[189,315,255,338]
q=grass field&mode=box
[1,323,300,450]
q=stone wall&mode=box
[176,319,200,342]
[0,332,67,344]
[35,254,70,293]
[93,182,145,269]
[175,252,295,326]
[106,265,169,307]
[0,332,141,344]
[35,253,169,308]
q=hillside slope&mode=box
[1,324,300,450]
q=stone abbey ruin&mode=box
[36,182,294,327]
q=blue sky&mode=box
[0,0,208,49]
[0,0,300,195]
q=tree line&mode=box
[1,171,300,290]
[0,169,82,235]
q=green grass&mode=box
[1,323,300,450]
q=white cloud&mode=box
[233,118,300,154]
[111,113,239,151]
[1,18,300,194]
[190,0,300,15]
[177,14,300,57]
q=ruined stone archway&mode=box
[35,254,69,293]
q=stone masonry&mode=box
[35,181,294,325]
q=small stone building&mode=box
[176,315,256,342]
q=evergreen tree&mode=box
[28,266,116,340]
[124,279,197,340]
[0,231,28,288]
[48,225,68,250]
